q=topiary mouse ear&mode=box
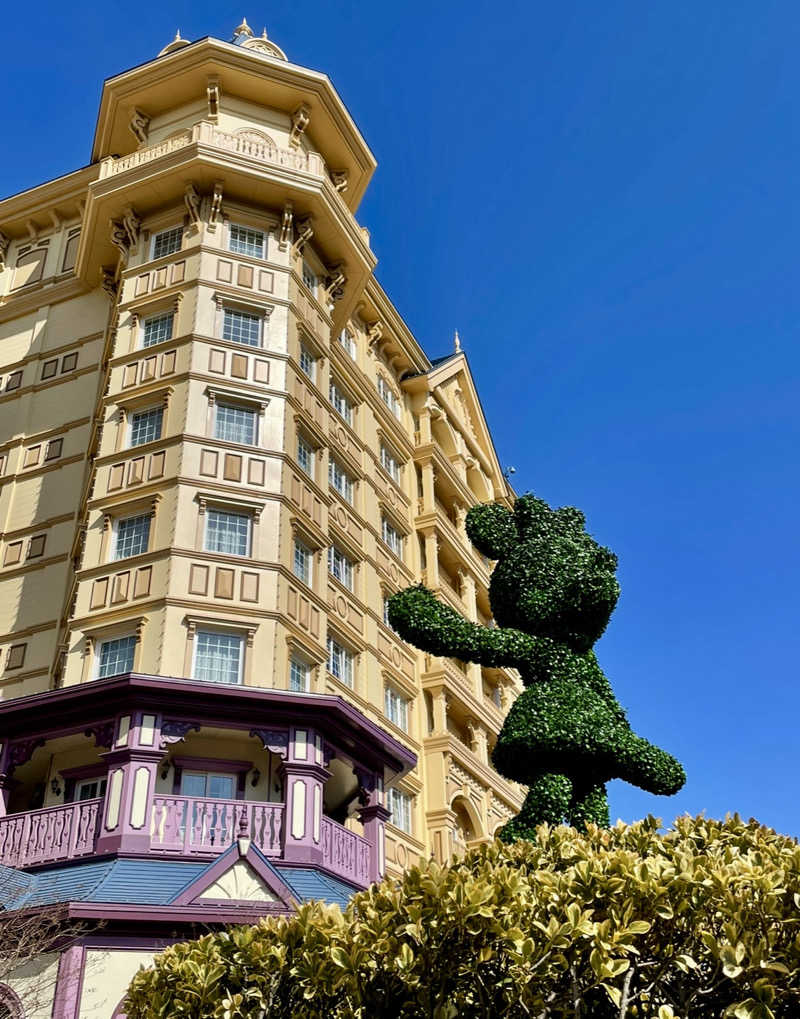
[465,503,519,560]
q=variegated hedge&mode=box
[125,815,800,1019]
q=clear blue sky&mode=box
[3,2,798,836]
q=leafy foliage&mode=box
[124,816,800,1019]
[387,494,685,835]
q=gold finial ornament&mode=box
[233,17,254,39]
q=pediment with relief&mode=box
[198,860,278,902]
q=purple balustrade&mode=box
[150,796,284,857]
[320,816,370,886]
[0,799,102,868]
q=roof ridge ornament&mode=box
[157,29,191,57]
[234,16,288,60]
[454,329,462,353]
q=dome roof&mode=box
[232,17,287,61]
[157,30,192,57]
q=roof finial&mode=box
[233,16,254,39]
[454,329,461,353]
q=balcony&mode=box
[0,674,413,891]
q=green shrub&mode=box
[125,815,800,1018]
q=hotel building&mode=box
[0,20,522,1018]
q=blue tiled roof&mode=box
[0,858,361,911]
[276,867,360,909]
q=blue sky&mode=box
[3,2,799,835]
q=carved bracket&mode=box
[129,109,150,144]
[9,738,46,771]
[184,182,202,227]
[250,729,289,758]
[0,230,10,270]
[207,181,224,232]
[325,263,347,303]
[279,202,293,251]
[85,722,116,749]
[159,721,201,749]
[289,104,311,148]
[207,77,220,121]
[293,215,313,254]
[330,170,349,194]
[100,267,119,300]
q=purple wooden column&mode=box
[357,770,392,883]
[280,726,330,867]
[51,945,85,1019]
[0,740,10,817]
[96,711,163,855]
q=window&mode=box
[27,535,46,559]
[380,445,401,483]
[5,644,26,670]
[75,777,107,802]
[382,517,403,558]
[61,352,78,373]
[297,435,314,477]
[327,636,354,688]
[329,380,353,426]
[142,312,174,348]
[129,406,163,447]
[229,224,266,259]
[293,539,313,586]
[181,771,236,799]
[6,371,22,392]
[42,358,58,380]
[44,438,63,461]
[302,262,317,294]
[97,635,136,679]
[299,343,316,382]
[338,328,356,359]
[289,656,311,693]
[329,458,353,503]
[385,686,409,732]
[383,595,393,627]
[193,630,243,685]
[205,509,251,556]
[215,402,257,445]
[387,787,412,833]
[113,514,151,560]
[222,307,261,347]
[377,376,400,416]
[152,226,183,259]
[328,546,354,591]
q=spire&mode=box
[232,17,288,60]
[157,28,191,57]
[454,329,462,353]
[233,17,254,41]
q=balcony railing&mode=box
[100,123,328,180]
[0,799,102,868]
[321,817,370,886]
[150,796,284,857]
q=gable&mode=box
[198,860,278,902]
[170,842,297,909]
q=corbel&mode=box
[293,215,313,254]
[325,263,347,304]
[289,104,311,148]
[367,320,384,352]
[122,206,141,249]
[129,108,150,144]
[110,220,130,259]
[100,267,118,300]
[184,182,202,227]
[0,230,9,270]
[150,494,162,518]
[207,77,220,121]
[208,181,224,231]
[279,202,293,250]
[48,210,62,231]
[25,221,38,243]
[330,170,349,194]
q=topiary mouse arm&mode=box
[387,585,543,672]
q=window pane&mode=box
[382,518,402,556]
[205,509,250,556]
[181,773,207,798]
[129,407,163,447]
[293,540,312,585]
[194,630,243,685]
[114,514,151,560]
[207,774,236,799]
[290,657,309,692]
[329,458,353,503]
[327,636,353,688]
[299,344,315,381]
[328,546,353,590]
[388,788,412,833]
[215,403,256,445]
[142,313,174,348]
[381,445,400,482]
[229,224,266,258]
[152,226,183,259]
[302,262,317,293]
[223,308,261,347]
[97,635,136,678]
[338,329,356,359]
[329,382,353,425]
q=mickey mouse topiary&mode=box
[388,494,685,839]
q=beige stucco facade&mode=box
[0,21,522,900]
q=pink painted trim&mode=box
[68,901,291,923]
[170,841,297,908]
[51,945,85,1019]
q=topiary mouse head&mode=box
[466,494,620,654]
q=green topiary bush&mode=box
[388,494,685,837]
[124,816,800,1018]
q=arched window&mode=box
[0,984,24,1019]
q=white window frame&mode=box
[299,343,316,382]
[141,311,174,349]
[329,380,353,426]
[297,435,315,478]
[328,545,354,591]
[112,513,151,561]
[151,225,183,260]
[385,686,409,732]
[204,508,252,557]
[222,306,263,348]
[377,376,400,417]
[387,787,413,833]
[380,444,401,484]
[192,628,244,686]
[302,261,317,295]
[293,539,313,587]
[327,635,354,688]
[338,328,356,359]
[74,776,107,802]
[382,517,403,558]
[181,770,237,800]
[329,457,354,503]
[228,223,266,260]
[96,634,137,680]
[128,405,163,448]
[214,401,258,446]
[289,656,311,693]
